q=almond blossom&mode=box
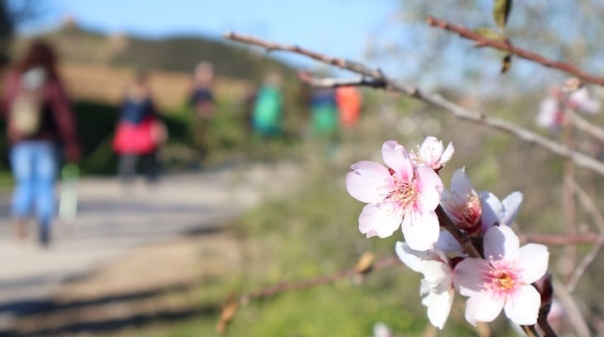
[411,136,454,171]
[396,242,454,329]
[441,168,482,236]
[536,84,600,131]
[480,191,523,232]
[346,140,443,250]
[453,226,549,326]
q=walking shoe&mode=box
[39,228,51,248]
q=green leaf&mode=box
[474,27,506,41]
[493,0,513,28]
[501,54,513,74]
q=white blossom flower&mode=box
[396,242,454,329]
[411,136,454,171]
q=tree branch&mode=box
[223,32,604,177]
[520,233,604,246]
[240,255,399,304]
[435,206,483,258]
[426,16,604,88]
[297,70,382,88]
[566,182,604,293]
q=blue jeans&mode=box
[10,141,59,231]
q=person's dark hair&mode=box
[15,39,59,79]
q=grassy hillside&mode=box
[13,23,295,81]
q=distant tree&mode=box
[0,0,42,66]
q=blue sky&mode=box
[15,0,401,72]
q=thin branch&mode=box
[297,71,382,88]
[566,182,604,293]
[521,325,541,337]
[551,277,591,337]
[562,111,578,282]
[521,233,604,246]
[240,255,399,304]
[569,112,604,143]
[538,304,558,337]
[223,32,604,177]
[426,16,604,88]
[435,206,483,258]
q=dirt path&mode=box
[0,162,298,336]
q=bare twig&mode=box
[223,32,604,176]
[562,108,578,282]
[297,70,382,88]
[521,324,541,337]
[520,233,604,246]
[426,16,604,88]
[240,255,399,304]
[569,112,604,143]
[435,206,483,258]
[566,182,604,293]
[551,277,591,337]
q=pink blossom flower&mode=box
[411,136,454,171]
[536,97,561,131]
[346,141,443,250]
[396,242,454,329]
[568,87,600,114]
[441,168,482,235]
[536,85,600,131]
[480,191,523,232]
[453,226,549,326]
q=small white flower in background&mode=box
[568,87,600,114]
[372,322,393,337]
[396,242,454,329]
[441,168,482,234]
[454,226,549,326]
[536,80,600,131]
[536,96,561,131]
[411,136,454,171]
[346,140,444,251]
[480,191,523,232]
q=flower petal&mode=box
[465,292,504,326]
[500,191,523,226]
[420,261,450,285]
[424,287,454,329]
[480,191,503,231]
[395,242,445,273]
[453,258,489,297]
[517,244,549,284]
[346,161,390,203]
[359,203,401,238]
[504,284,541,325]
[450,167,475,197]
[484,225,520,261]
[382,141,413,180]
[415,166,444,210]
[536,97,559,128]
[440,142,454,165]
[401,208,439,251]
[435,230,463,253]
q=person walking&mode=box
[112,71,165,185]
[188,61,215,164]
[1,39,80,246]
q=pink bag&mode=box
[112,117,157,155]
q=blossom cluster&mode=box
[346,137,550,329]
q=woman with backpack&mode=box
[1,39,80,247]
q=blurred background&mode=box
[0,0,601,336]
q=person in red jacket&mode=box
[1,39,80,247]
